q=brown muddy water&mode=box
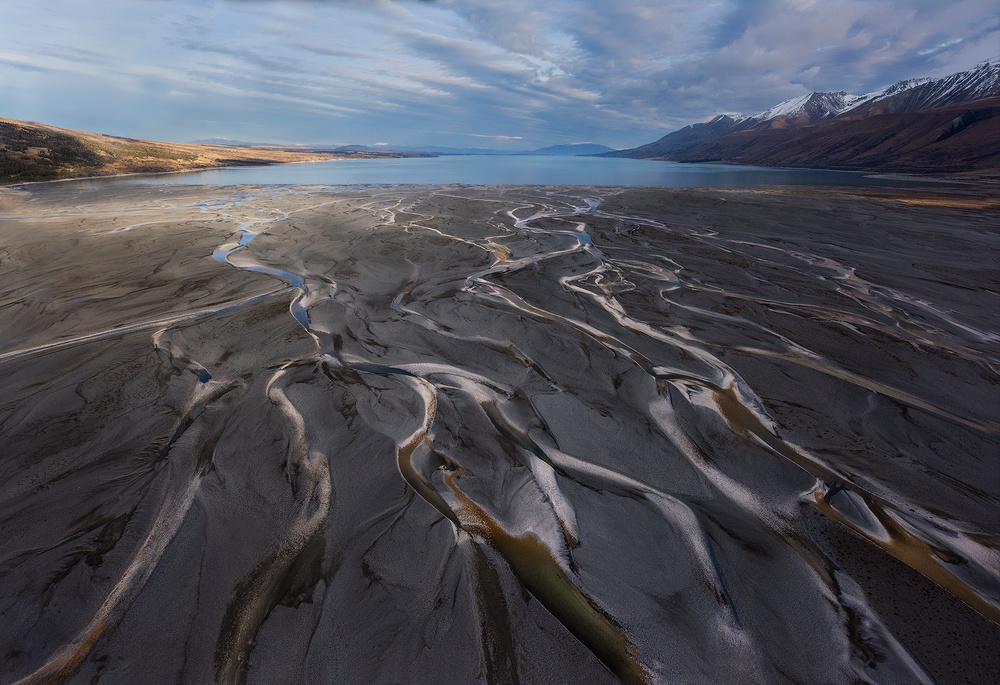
[0,182,997,684]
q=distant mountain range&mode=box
[322,142,617,156]
[523,143,617,156]
[603,58,1000,173]
[190,137,266,147]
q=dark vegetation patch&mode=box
[0,121,103,181]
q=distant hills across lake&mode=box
[189,141,618,157]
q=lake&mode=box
[113,154,947,188]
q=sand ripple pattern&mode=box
[0,183,997,684]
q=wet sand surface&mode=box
[0,182,997,684]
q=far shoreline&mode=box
[1,155,399,188]
[6,156,995,193]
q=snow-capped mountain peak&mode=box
[608,58,999,172]
[875,77,934,98]
[753,93,812,120]
[750,90,864,124]
[708,113,749,124]
[748,58,999,126]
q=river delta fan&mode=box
[0,182,997,684]
[2,0,999,680]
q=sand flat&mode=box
[0,182,997,684]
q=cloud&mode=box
[0,51,61,73]
[0,0,995,148]
[463,133,525,139]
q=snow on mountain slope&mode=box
[844,58,999,117]
[752,91,856,122]
[749,58,998,126]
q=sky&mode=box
[1,0,997,150]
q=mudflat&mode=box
[0,181,997,684]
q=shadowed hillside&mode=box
[606,99,1000,174]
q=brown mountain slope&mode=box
[0,118,426,183]
[618,98,1000,174]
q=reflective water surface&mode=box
[91,155,963,188]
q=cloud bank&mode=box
[1,0,996,148]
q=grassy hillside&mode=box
[0,118,423,183]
